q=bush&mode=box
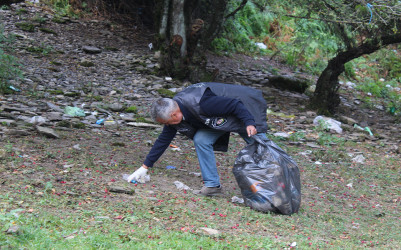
[0,23,23,94]
[211,1,272,55]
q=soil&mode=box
[1,2,400,214]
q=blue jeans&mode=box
[193,129,267,187]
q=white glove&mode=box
[127,166,148,183]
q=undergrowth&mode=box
[0,21,23,94]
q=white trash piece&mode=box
[231,196,244,204]
[174,181,192,191]
[255,42,267,50]
[313,116,343,134]
[29,116,46,125]
[273,132,290,138]
[352,154,365,164]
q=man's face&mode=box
[156,110,183,125]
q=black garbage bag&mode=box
[232,134,301,215]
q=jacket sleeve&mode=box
[143,125,177,167]
[199,88,256,127]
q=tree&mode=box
[306,1,401,114]
[155,0,248,82]
[155,0,226,82]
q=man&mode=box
[127,82,268,196]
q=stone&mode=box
[46,102,64,112]
[126,122,162,128]
[82,46,102,54]
[36,126,59,138]
[104,120,118,128]
[7,129,31,137]
[339,116,357,125]
[109,103,124,112]
[313,116,343,134]
[0,148,6,159]
[274,132,290,138]
[0,119,16,126]
[46,112,63,121]
[108,186,135,195]
[6,225,20,235]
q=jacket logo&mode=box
[205,118,211,125]
[212,117,227,128]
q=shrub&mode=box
[0,23,23,94]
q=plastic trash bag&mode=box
[233,134,301,215]
[64,106,85,117]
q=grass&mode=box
[0,126,400,249]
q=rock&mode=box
[36,126,59,138]
[339,116,357,125]
[313,116,343,134]
[7,129,31,137]
[108,186,135,195]
[306,142,321,148]
[79,59,95,67]
[104,120,118,128]
[267,75,309,93]
[273,132,290,138]
[0,119,16,126]
[82,46,102,54]
[0,148,6,159]
[46,102,64,112]
[119,114,135,122]
[6,225,20,235]
[306,111,317,117]
[46,112,63,121]
[109,103,124,112]
[126,122,162,128]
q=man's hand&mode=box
[246,125,257,137]
[127,165,148,183]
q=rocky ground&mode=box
[1,1,400,193]
[1,3,401,248]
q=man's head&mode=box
[150,98,183,125]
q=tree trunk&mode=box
[156,0,229,82]
[311,33,401,114]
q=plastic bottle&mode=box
[96,119,105,125]
[122,174,137,184]
[122,174,150,184]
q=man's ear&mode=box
[171,109,179,118]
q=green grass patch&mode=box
[157,89,175,98]
[15,22,36,32]
[39,27,58,35]
[125,106,138,113]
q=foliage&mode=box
[41,0,79,18]
[0,208,24,232]
[285,18,339,74]
[342,47,401,116]
[0,23,23,94]
[211,1,273,55]
[212,1,341,75]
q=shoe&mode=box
[193,185,222,196]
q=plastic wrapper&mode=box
[233,135,301,215]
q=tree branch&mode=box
[283,14,364,25]
[225,0,248,19]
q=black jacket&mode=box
[143,82,268,167]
